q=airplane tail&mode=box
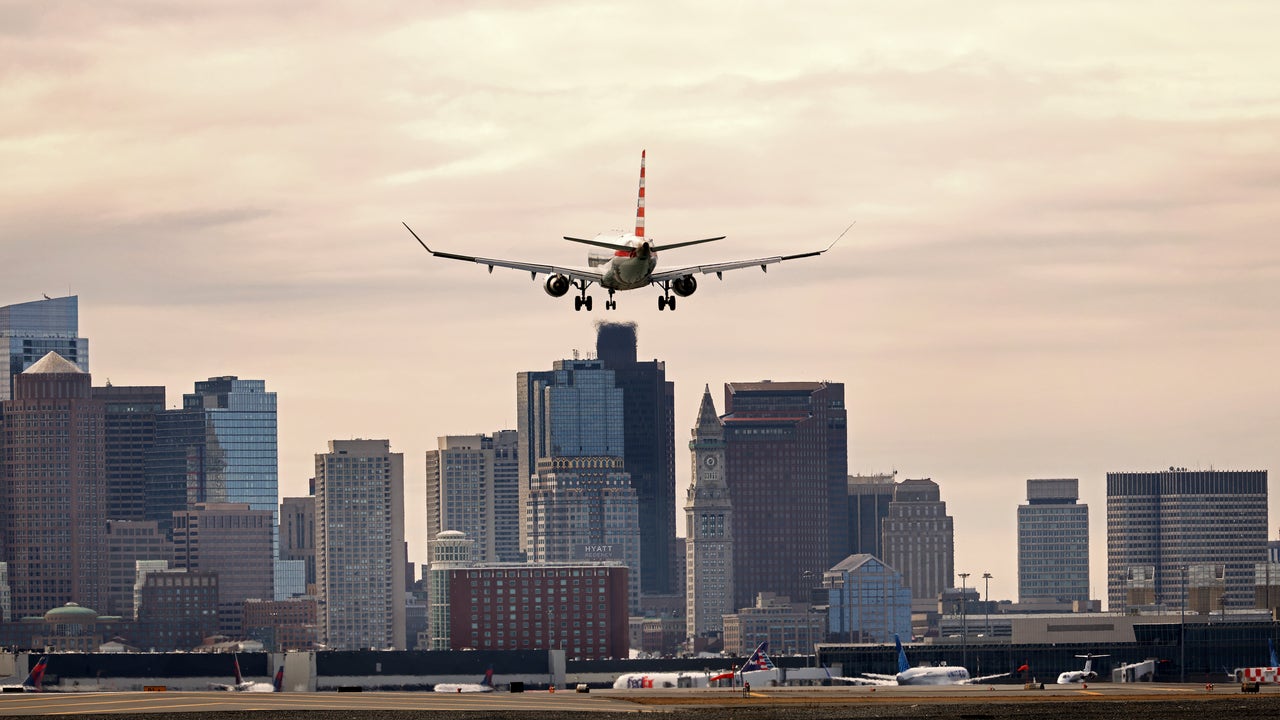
[482,666,494,687]
[22,656,47,692]
[635,150,646,238]
[233,654,244,685]
[739,641,776,673]
[1270,638,1278,668]
[894,634,910,674]
[273,666,284,692]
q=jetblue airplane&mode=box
[404,151,848,311]
[848,635,1012,686]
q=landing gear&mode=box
[573,279,594,311]
[658,295,676,311]
[605,289,617,310]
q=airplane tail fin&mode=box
[273,666,284,692]
[23,656,47,692]
[482,666,494,687]
[1270,638,1278,667]
[894,634,910,674]
[635,150,646,238]
[739,641,775,673]
[233,654,244,685]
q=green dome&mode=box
[44,602,99,622]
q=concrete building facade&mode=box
[684,385,733,639]
[1018,478,1089,603]
[881,478,954,601]
[171,503,274,637]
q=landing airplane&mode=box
[850,635,1013,686]
[404,151,849,311]
[0,656,47,693]
[612,641,774,689]
[434,667,494,693]
[1057,654,1109,684]
[209,655,280,692]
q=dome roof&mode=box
[436,530,466,540]
[45,602,99,622]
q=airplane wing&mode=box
[965,671,1013,684]
[649,223,852,283]
[856,673,899,685]
[405,224,604,285]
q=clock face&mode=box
[704,455,717,468]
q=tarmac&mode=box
[4,683,1280,719]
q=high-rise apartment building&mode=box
[721,381,848,610]
[881,478,954,601]
[0,296,88,401]
[596,323,677,596]
[527,456,641,611]
[0,352,107,618]
[1107,468,1267,611]
[145,377,278,538]
[315,439,406,650]
[846,473,897,559]
[172,503,274,637]
[516,358,625,555]
[684,386,734,639]
[1018,479,1089,603]
[93,384,165,522]
[280,496,316,589]
[427,530,475,650]
[425,431,522,564]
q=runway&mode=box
[2,684,1280,718]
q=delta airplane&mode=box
[845,635,1013,686]
[404,151,849,311]
[209,655,280,692]
[612,641,774,689]
[0,656,47,693]
[1057,654,1109,684]
[434,667,495,693]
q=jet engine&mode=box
[543,274,571,297]
[672,275,698,297]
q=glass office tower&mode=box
[0,295,88,401]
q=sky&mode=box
[3,2,1278,606]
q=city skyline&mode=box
[3,3,1278,605]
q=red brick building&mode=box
[446,564,628,659]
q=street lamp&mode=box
[1180,565,1186,684]
[982,572,992,637]
[959,572,970,671]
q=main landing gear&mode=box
[605,289,617,310]
[574,295,593,311]
[657,280,677,311]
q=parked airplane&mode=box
[612,641,774,689]
[404,151,848,311]
[434,667,494,693]
[209,655,280,692]
[0,656,47,693]
[1057,654,1109,684]
[1234,638,1280,684]
[848,635,1012,686]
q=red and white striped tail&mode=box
[635,150,646,238]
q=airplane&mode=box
[209,655,280,692]
[0,656,48,693]
[1057,654,1109,684]
[403,151,850,311]
[434,667,495,693]
[1235,638,1280,684]
[846,635,1013,686]
[612,641,773,689]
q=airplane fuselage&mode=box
[896,666,971,685]
[597,234,658,291]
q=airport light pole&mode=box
[959,572,970,671]
[982,572,992,637]
[1180,565,1186,684]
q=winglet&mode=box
[403,222,432,253]
[635,150,646,238]
[825,221,856,252]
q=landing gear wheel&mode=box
[584,296,593,311]
[605,300,617,310]
[574,296,584,311]
[668,296,676,311]
[658,296,667,311]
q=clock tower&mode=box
[684,385,734,640]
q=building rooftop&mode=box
[23,351,83,375]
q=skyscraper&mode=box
[93,384,165,522]
[1018,479,1089,603]
[596,323,677,595]
[1107,468,1267,611]
[172,502,274,637]
[280,495,316,589]
[846,473,897,559]
[526,456,641,611]
[684,386,734,639]
[516,359,625,556]
[145,377,278,538]
[105,520,171,618]
[0,296,88,401]
[721,381,849,610]
[315,439,406,650]
[425,431,522,564]
[881,478,955,601]
[0,352,107,617]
